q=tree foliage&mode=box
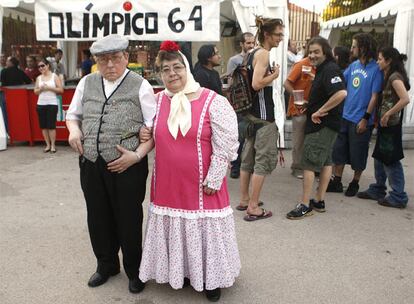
[322,0,382,21]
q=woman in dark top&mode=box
[358,47,410,208]
[193,44,223,95]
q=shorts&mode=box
[241,117,278,176]
[301,127,338,172]
[37,105,58,129]
[332,119,373,171]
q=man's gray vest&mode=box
[81,71,144,163]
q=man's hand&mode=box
[68,129,84,155]
[107,145,140,173]
[139,126,153,143]
[356,119,368,133]
[270,64,280,80]
[311,110,328,124]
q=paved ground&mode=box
[1,143,413,304]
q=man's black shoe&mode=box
[183,278,191,288]
[309,199,325,213]
[378,198,407,209]
[87,270,119,287]
[326,179,343,193]
[230,169,240,179]
[345,181,359,197]
[205,288,221,302]
[129,278,146,294]
[286,203,313,220]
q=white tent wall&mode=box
[320,0,414,128]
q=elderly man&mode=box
[66,35,156,293]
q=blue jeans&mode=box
[366,159,408,205]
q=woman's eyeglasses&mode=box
[38,64,46,68]
[161,65,185,75]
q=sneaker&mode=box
[291,169,304,179]
[357,190,384,201]
[205,288,221,302]
[310,199,325,213]
[378,197,407,209]
[326,179,343,193]
[345,181,359,197]
[286,203,313,220]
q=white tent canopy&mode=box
[320,0,414,127]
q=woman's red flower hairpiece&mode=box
[160,41,180,52]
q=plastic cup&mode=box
[302,65,312,73]
[292,90,306,106]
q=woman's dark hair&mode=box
[155,50,184,68]
[307,36,334,62]
[9,57,19,67]
[82,49,91,57]
[333,46,350,71]
[353,33,377,61]
[255,16,284,44]
[197,44,216,65]
[379,46,410,91]
[38,57,50,66]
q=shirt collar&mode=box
[103,69,129,87]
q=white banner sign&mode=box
[35,0,220,41]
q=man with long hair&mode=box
[286,37,347,219]
[239,17,284,221]
[327,33,383,197]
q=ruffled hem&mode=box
[139,211,241,291]
[149,203,234,219]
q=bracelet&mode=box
[363,112,371,120]
[134,151,142,162]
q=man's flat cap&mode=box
[90,35,129,56]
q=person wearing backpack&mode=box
[226,32,255,179]
[239,17,284,221]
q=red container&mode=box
[3,87,33,145]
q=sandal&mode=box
[50,148,57,153]
[243,208,273,222]
[236,201,264,211]
[43,147,51,153]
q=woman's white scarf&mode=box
[164,51,200,139]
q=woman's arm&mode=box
[51,74,64,94]
[33,77,41,95]
[381,79,410,127]
[203,94,239,192]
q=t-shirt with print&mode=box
[305,59,345,134]
[379,72,404,126]
[342,59,383,125]
[286,57,316,117]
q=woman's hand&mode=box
[203,186,217,196]
[380,113,390,127]
[139,126,153,143]
[107,145,140,173]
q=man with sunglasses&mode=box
[66,34,156,294]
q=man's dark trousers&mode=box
[79,155,148,280]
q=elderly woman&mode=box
[139,41,240,302]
